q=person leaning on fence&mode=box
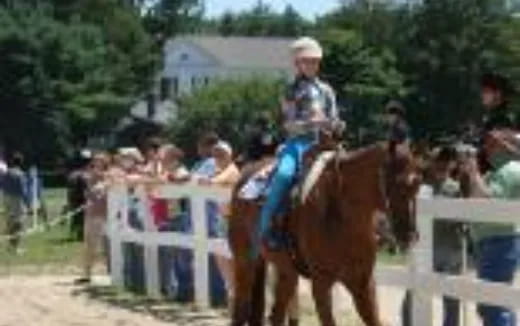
[3,153,29,254]
[478,73,519,173]
[191,132,219,179]
[76,152,111,284]
[463,131,520,326]
[402,146,467,326]
[67,150,92,241]
[199,140,240,313]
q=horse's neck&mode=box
[337,145,386,212]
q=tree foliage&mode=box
[211,3,311,37]
[169,78,284,158]
[0,1,157,164]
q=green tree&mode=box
[399,0,506,137]
[0,2,157,164]
[142,0,204,41]
[214,3,310,37]
[170,78,284,159]
[318,28,406,144]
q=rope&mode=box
[0,204,86,243]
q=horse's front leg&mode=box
[347,276,383,326]
[268,255,299,326]
[311,277,336,326]
[231,256,256,326]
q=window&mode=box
[191,76,197,89]
[160,77,171,100]
[146,93,155,118]
[180,53,189,61]
[172,77,179,97]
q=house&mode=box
[126,36,293,124]
[114,36,294,147]
[160,36,293,99]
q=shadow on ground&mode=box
[72,284,227,325]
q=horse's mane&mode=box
[337,143,386,170]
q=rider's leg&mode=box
[253,137,311,256]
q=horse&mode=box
[228,142,421,326]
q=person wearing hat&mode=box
[199,140,240,313]
[478,73,519,172]
[252,36,342,256]
[463,131,520,326]
[481,73,517,131]
[385,100,411,145]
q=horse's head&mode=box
[382,142,422,251]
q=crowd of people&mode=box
[65,133,246,307]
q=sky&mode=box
[204,0,341,20]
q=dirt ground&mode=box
[0,274,516,326]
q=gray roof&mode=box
[175,36,293,70]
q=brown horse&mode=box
[228,142,420,326]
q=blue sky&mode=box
[204,0,340,19]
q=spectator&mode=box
[160,144,190,183]
[3,153,28,254]
[402,146,466,326]
[199,140,240,312]
[67,150,91,241]
[141,137,163,178]
[191,132,219,179]
[114,147,145,184]
[464,131,520,326]
[76,152,110,284]
[385,100,411,145]
[157,144,191,300]
[478,73,518,173]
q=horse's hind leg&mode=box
[311,277,336,326]
[346,277,382,326]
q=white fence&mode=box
[106,184,520,323]
[106,182,231,307]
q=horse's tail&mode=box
[249,257,266,326]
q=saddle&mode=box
[238,127,342,204]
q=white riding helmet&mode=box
[291,36,323,59]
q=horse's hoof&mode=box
[288,318,299,326]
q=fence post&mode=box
[191,192,210,309]
[108,185,126,287]
[29,166,39,230]
[411,199,434,326]
[140,185,161,299]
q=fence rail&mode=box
[106,184,520,323]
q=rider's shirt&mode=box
[283,76,338,136]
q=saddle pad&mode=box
[300,151,335,204]
[237,162,275,200]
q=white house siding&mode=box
[126,37,293,127]
[163,40,220,96]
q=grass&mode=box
[0,188,84,275]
